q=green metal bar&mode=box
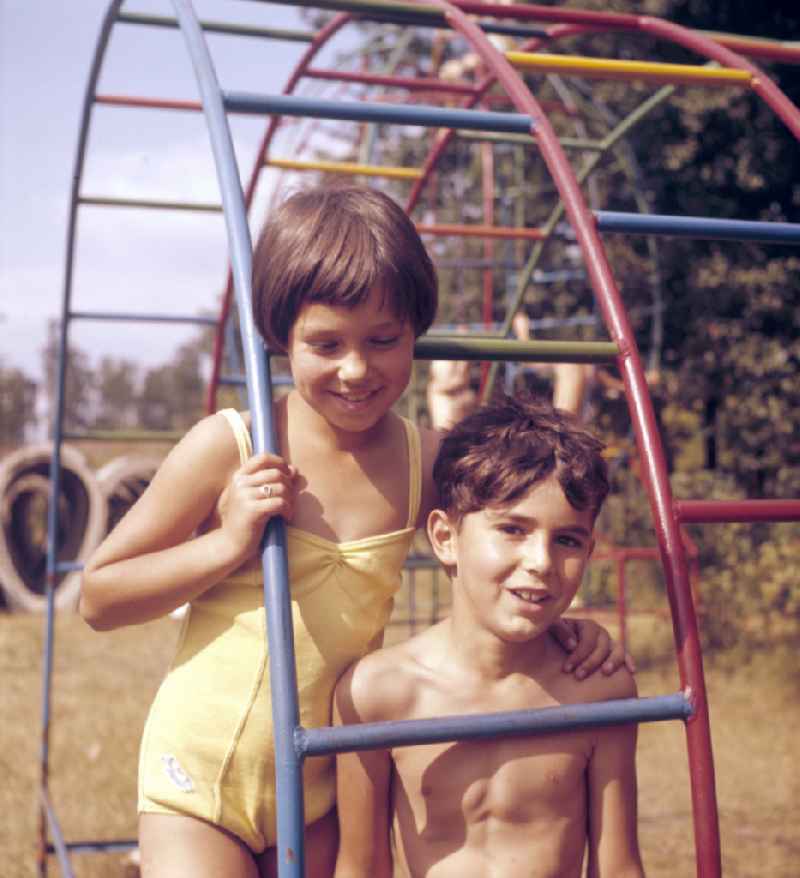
[414,336,618,363]
[456,129,605,151]
[255,0,444,26]
[79,195,223,212]
[482,81,676,400]
[62,430,183,443]
[249,0,542,37]
[117,11,315,43]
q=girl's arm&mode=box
[586,675,645,877]
[333,665,394,878]
[79,413,294,630]
[551,617,636,679]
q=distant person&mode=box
[79,186,626,878]
[511,310,595,420]
[426,355,477,431]
[334,395,643,878]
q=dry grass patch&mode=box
[2,610,798,877]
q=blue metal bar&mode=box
[413,336,618,363]
[595,209,800,244]
[69,310,217,325]
[50,840,137,854]
[171,3,306,876]
[40,789,76,878]
[42,3,127,874]
[219,373,295,387]
[223,91,535,134]
[300,693,692,756]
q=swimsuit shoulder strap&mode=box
[217,409,252,466]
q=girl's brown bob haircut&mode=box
[433,394,610,524]
[252,185,438,351]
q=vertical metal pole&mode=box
[616,555,627,655]
[170,2,305,874]
[41,3,125,875]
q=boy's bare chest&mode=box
[393,733,590,827]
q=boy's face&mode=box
[428,473,595,644]
[286,285,414,434]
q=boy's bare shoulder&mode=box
[572,662,638,705]
[335,626,442,725]
[534,636,638,706]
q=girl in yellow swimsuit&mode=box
[79,186,625,878]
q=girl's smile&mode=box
[286,286,415,436]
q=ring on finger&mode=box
[261,484,273,499]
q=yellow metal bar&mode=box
[505,52,752,87]
[265,157,422,179]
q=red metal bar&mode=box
[675,499,800,524]
[638,17,800,140]
[418,2,721,873]
[304,66,479,95]
[616,555,627,654]
[480,140,495,387]
[448,0,800,66]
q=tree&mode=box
[92,356,139,430]
[136,335,209,431]
[41,319,96,434]
[0,360,37,446]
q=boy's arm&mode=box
[333,664,395,878]
[586,674,645,878]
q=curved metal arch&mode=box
[41,3,129,873]
[401,1,721,874]
[205,11,356,413]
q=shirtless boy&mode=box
[333,395,644,878]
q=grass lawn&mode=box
[2,607,797,877]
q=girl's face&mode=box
[286,286,415,435]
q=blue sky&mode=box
[1,0,357,388]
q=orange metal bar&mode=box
[265,157,422,179]
[416,222,546,240]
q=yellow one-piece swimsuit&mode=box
[138,408,421,852]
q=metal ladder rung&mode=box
[417,222,546,240]
[69,310,217,325]
[675,499,800,523]
[222,92,535,134]
[61,429,184,443]
[266,158,422,179]
[301,693,693,756]
[79,195,223,213]
[95,94,203,113]
[414,336,618,364]
[260,0,548,39]
[595,210,800,244]
[117,10,314,43]
[303,66,479,96]
[506,51,752,87]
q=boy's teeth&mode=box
[512,589,546,603]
